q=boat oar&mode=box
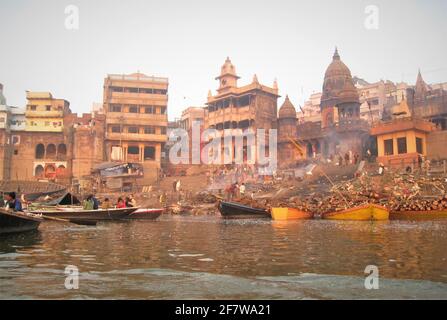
[41,215,97,226]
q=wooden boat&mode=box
[390,210,447,220]
[218,201,271,219]
[323,204,389,221]
[0,209,43,235]
[271,207,313,221]
[126,208,164,220]
[30,207,138,221]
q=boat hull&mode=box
[218,201,271,219]
[271,208,313,221]
[0,210,43,235]
[31,207,138,221]
[324,204,389,221]
[126,208,164,220]
[390,210,447,220]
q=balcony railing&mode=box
[106,132,167,142]
[25,110,64,118]
[108,74,168,83]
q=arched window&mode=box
[45,164,56,178]
[57,144,67,158]
[56,165,66,177]
[46,144,56,158]
[35,165,44,177]
[35,144,45,159]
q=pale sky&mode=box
[1,0,446,119]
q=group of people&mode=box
[83,194,137,210]
[224,182,246,201]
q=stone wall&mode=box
[427,130,447,160]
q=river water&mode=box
[1,216,447,299]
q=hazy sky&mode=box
[1,0,446,119]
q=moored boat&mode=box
[323,204,389,221]
[390,210,447,220]
[218,201,271,219]
[31,207,138,221]
[126,208,164,220]
[271,207,313,221]
[0,209,43,235]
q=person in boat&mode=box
[91,194,100,210]
[4,192,23,212]
[128,194,137,207]
[101,198,112,209]
[83,195,94,210]
[117,197,126,208]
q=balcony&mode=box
[106,113,167,126]
[106,132,167,143]
[25,110,64,118]
[108,91,168,104]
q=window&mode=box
[127,146,139,155]
[35,165,44,177]
[384,139,394,156]
[29,105,37,111]
[110,104,122,112]
[46,144,56,158]
[128,106,139,113]
[145,106,154,114]
[46,105,51,111]
[58,144,67,157]
[14,149,18,155]
[416,137,423,154]
[111,126,121,133]
[237,96,250,107]
[160,127,166,135]
[0,117,4,123]
[397,137,407,154]
[128,126,138,134]
[144,147,155,160]
[160,107,167,115]
[12,136,20,145]
[144,126,155,134]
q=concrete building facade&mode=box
[103,73,168,183]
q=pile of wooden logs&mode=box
[389,196,447,212]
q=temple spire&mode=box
[333,46,340,60]
[252,74,259,84]
[273,78,278,91]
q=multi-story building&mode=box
[25,92,70,132]
[204,57,279,163]
[8,91,72,183]
[180,106,205,131]
[0,84,13,180]
[103,73,168,183]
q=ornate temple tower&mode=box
[278,95,302,167]
[414,69,429,104]
[320,48,360,128]
[215,57,240,94]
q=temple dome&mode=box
[321,48,359,108]
[278,95,297,119]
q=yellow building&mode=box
[103,73,168,183]
[25,92,70,132]
[370,99,435,166]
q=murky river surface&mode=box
[1,216,447,299]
